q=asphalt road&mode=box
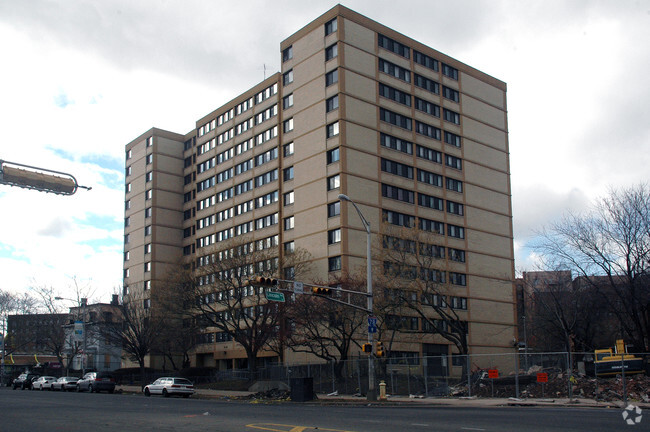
[0,387,638,431]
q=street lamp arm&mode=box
[338,194,370,233]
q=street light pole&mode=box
[339,194,376,401]
[1,316,6,387]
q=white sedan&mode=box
[144,377,194,398]
[31,376,57,390]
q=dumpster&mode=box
[289,377,314,402]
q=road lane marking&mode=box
[461,428,486,431]
[411,424,429,427]
[247,424,357,432]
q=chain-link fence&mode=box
[252,351,649,403]
[92,351,649,404]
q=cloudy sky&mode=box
[1,0,648,304]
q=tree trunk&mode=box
[246,349,258,381]
[139,360,146,389]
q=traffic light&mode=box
[376,341,385,358]
[362,343,372,353]
[249,276,278,287]
[311,287,332,296]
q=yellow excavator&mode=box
[593,339,644,377]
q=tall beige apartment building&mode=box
[124,5,516,370]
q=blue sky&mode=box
[0,0,648,304]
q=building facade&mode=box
[7,313,68,358]
[124,5,516,370]
[62,300,123,372]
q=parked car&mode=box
[76,372,116,393]
[12,373,40,390]
[144,377,194,398]
[31,376,57,391]
[51,376,80,392]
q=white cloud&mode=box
[0,0,648,300]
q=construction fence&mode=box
[106,351,650,404]
[253,351,650,403]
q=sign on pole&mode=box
[74,321,84,342]
[265,291,285,302]
[368,316,377,334]
[293,281,304,294]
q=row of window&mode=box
[381,184,464,215]
[378,33,459,80]
[201,331,233,344]
[196,235,279,268]
[379,58,460,105]
[383,209,466,239]
[381,157,463,193]
[197,83,278,137]
[197,190,278,219]
[381,109,460,139]
[384,262,467,286]
[196,146,278,184]
[197,257,279,284]
[382,136,462,178]
[382,236,465,262]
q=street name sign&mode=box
[266,291,285,302]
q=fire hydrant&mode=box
[379,380,387,401]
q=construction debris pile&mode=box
[244,388,292,401]
[467,368,650,402]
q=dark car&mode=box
[12,373,40,390]
[76,372,116,393]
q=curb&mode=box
[114,386,650,410]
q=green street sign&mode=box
[265,291,285,302]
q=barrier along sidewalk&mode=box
[259,351,650,404]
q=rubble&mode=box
[469,369,650,402]
[241,388,292,401]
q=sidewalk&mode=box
[116,385,649,409]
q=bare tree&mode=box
[13,292,37,315]
[534,184,650,351]
[101,288,165,383]
[0,290,38,356]
[28,284,69,367]
[285,273,367,378]
[153,269,199,371]
[376,223,470,378]
[0,289,16,319]
[180,236,311,375]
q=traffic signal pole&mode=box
[365,221,376,401]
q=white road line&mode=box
[461,427,486,431]
[411,423,429,427]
